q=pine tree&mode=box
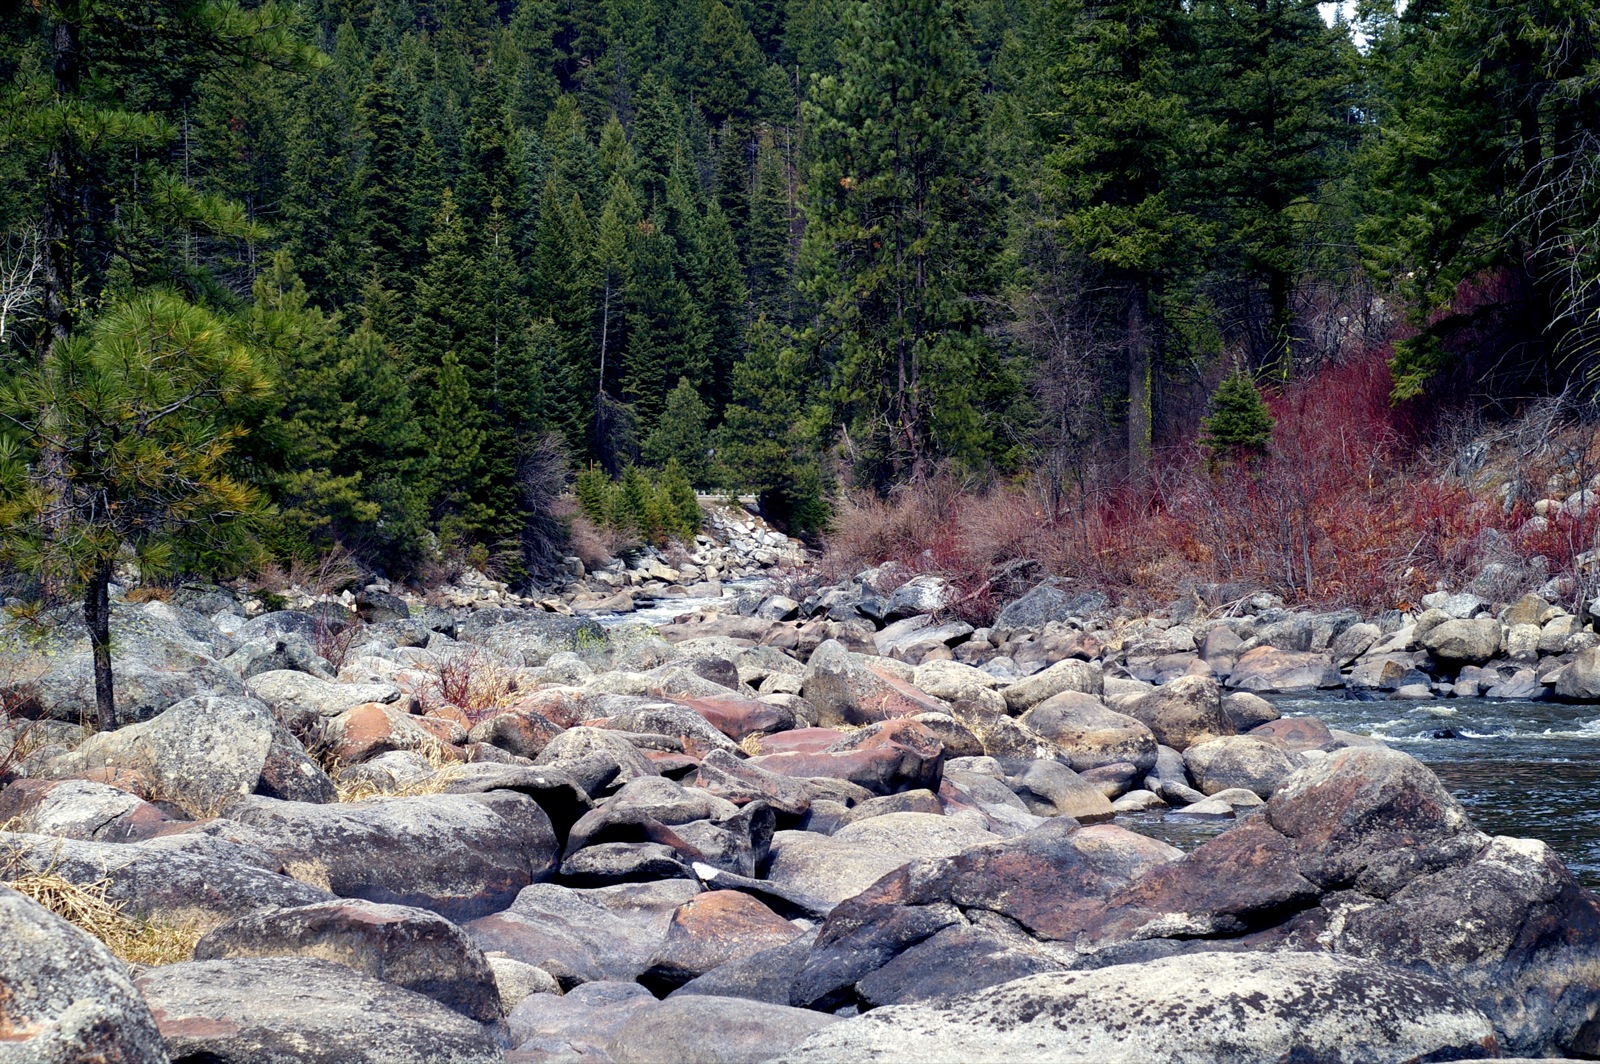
[718,320,827,533]
[353,53,415,292]
[659,457,703,536]
[410,190,484,389]
[800,0,1013,486]
[1199,370,1275,462]
[642,377,713,482]
[747,129,795,323]
[1045,0,1207,482]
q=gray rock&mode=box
[883,575,951,617]
[245,670,402,719]
[1554,647,1600,701]
[237,609,340,644]
[1421,591,1487,619]
[1018,694,1158,774]
[1182,735,1298,798]
[994,584,1108,633]
[609,995,840,1064]
[467,880,699,986]
[136,957,501,1063]
[774,953,1498,1063]
[66,694,334,817]
[507,979,656,1056]
[1226,646,1340,693]
[1001,659,1103,714]
[0,884,168,1064]
[1006,760,1114,821]
[221,792,557,921]
[0,830,332,925]
[220,634,334,680]
[670,931,818,1005]
[855,923,1067,1007]
[484,953,559,1009]
[0,778,178,842]
[763,831,917,906]
[1220,690,1280,731]
[534,726,659,785]
[455,610,609,667]
[1331,622,1380,665]
[1422,618,1502,666]
[1122,675,1231,751]
[194,898,502,1023]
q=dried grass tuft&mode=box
[2,851,203,966]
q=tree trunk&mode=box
[84,562,116,732]
[1126,286,1153,485]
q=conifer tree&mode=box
[642,377,713,482]
[718,320,827,532]
[353,53,414,292]
[801,0,1012,486]
[1199,369,1275,463]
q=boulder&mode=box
[763,832,918,907]
[1005,760,1115,821]
[453,610,608,666]
[1182,735,1298,798]
[4,601,245,725]
[62,694,334,817]
[853,923,1067,1007]
[1220,691,1280,731]
[883,575,951,618]
[690,750,815,816]
[193,898,502,1023]
[136,957,501,1063]
[1121,675,1231,751]
[789,820,1178,1009]
[506,979,656,1056]
[1422,618,1502,667]
[466,880,699,986]
[675,695,796,741]
[1018,694,1157,774]
[328,702,465,764]
[800,640,950,728]
[462,707,563,761]
[0,884,168,1063]
[1330,622,1380,665]
[670,931,818,1005]
[245,670,403,720]
[1248,715,1336,753]
[775,953,1499,1063]
[220,634,334,681]
[0,830,332,925]
[748,719,944,796]
[1554,646,1600,701]
[909,660,1001,705]
[641,890,807,991]
[484,953,558,1009]
[610,997,837,1064]
[220,791,558,921]
[534,726,659,785]
[588,699,741,758]
[1001,659,1103,714]
[1226,646,1339,693]
[994,584,1108,632]
[0,778,178,842]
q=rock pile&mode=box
[4,567,1600,1062]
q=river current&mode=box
[1128,695,1600,887]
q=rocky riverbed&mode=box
[5,513,1600,1062]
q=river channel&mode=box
[1129,694,1600,887]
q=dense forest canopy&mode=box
[0,0,1597,586]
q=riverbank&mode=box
[5,531,1600,1061]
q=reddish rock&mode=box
[1249,715,1336,752]
[468,707,564,760]
[800,640,950,728]
[326,703,465,764]
[675,696,795,741]
[641,890,805,991]
[0,778,177,842]
[751,728,847,755]
[508,688,589,729]
[749,719,944,796]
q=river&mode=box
[1126,694,1600,888]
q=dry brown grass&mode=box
[328,737,460,803]
[2,851,204,966]
[123,587,173,604]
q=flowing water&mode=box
[589,576,773,628]
[1127,695,1600,888]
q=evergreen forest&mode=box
[2,0,1598,593]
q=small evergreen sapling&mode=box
[1200,370,1275,463]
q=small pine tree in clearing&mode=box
[613,466,653,537]
[1200,371,1275,463]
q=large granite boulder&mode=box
[608,995,838,1064]
[1017,694,1158,774]
[135,957,502,1063]
[1421,618,1502,667]
[0,778,178,842]
[60,695,333,816]
[775,953,1499,1063]
[1182,735,1298,798]
[1226,646,1339,693]
[800,641,950,728]
[1121,675,1231,751]
[0,831,332,925]
[220,791,557,921]
[0,884,168,1063]
[194,899,503,1024]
